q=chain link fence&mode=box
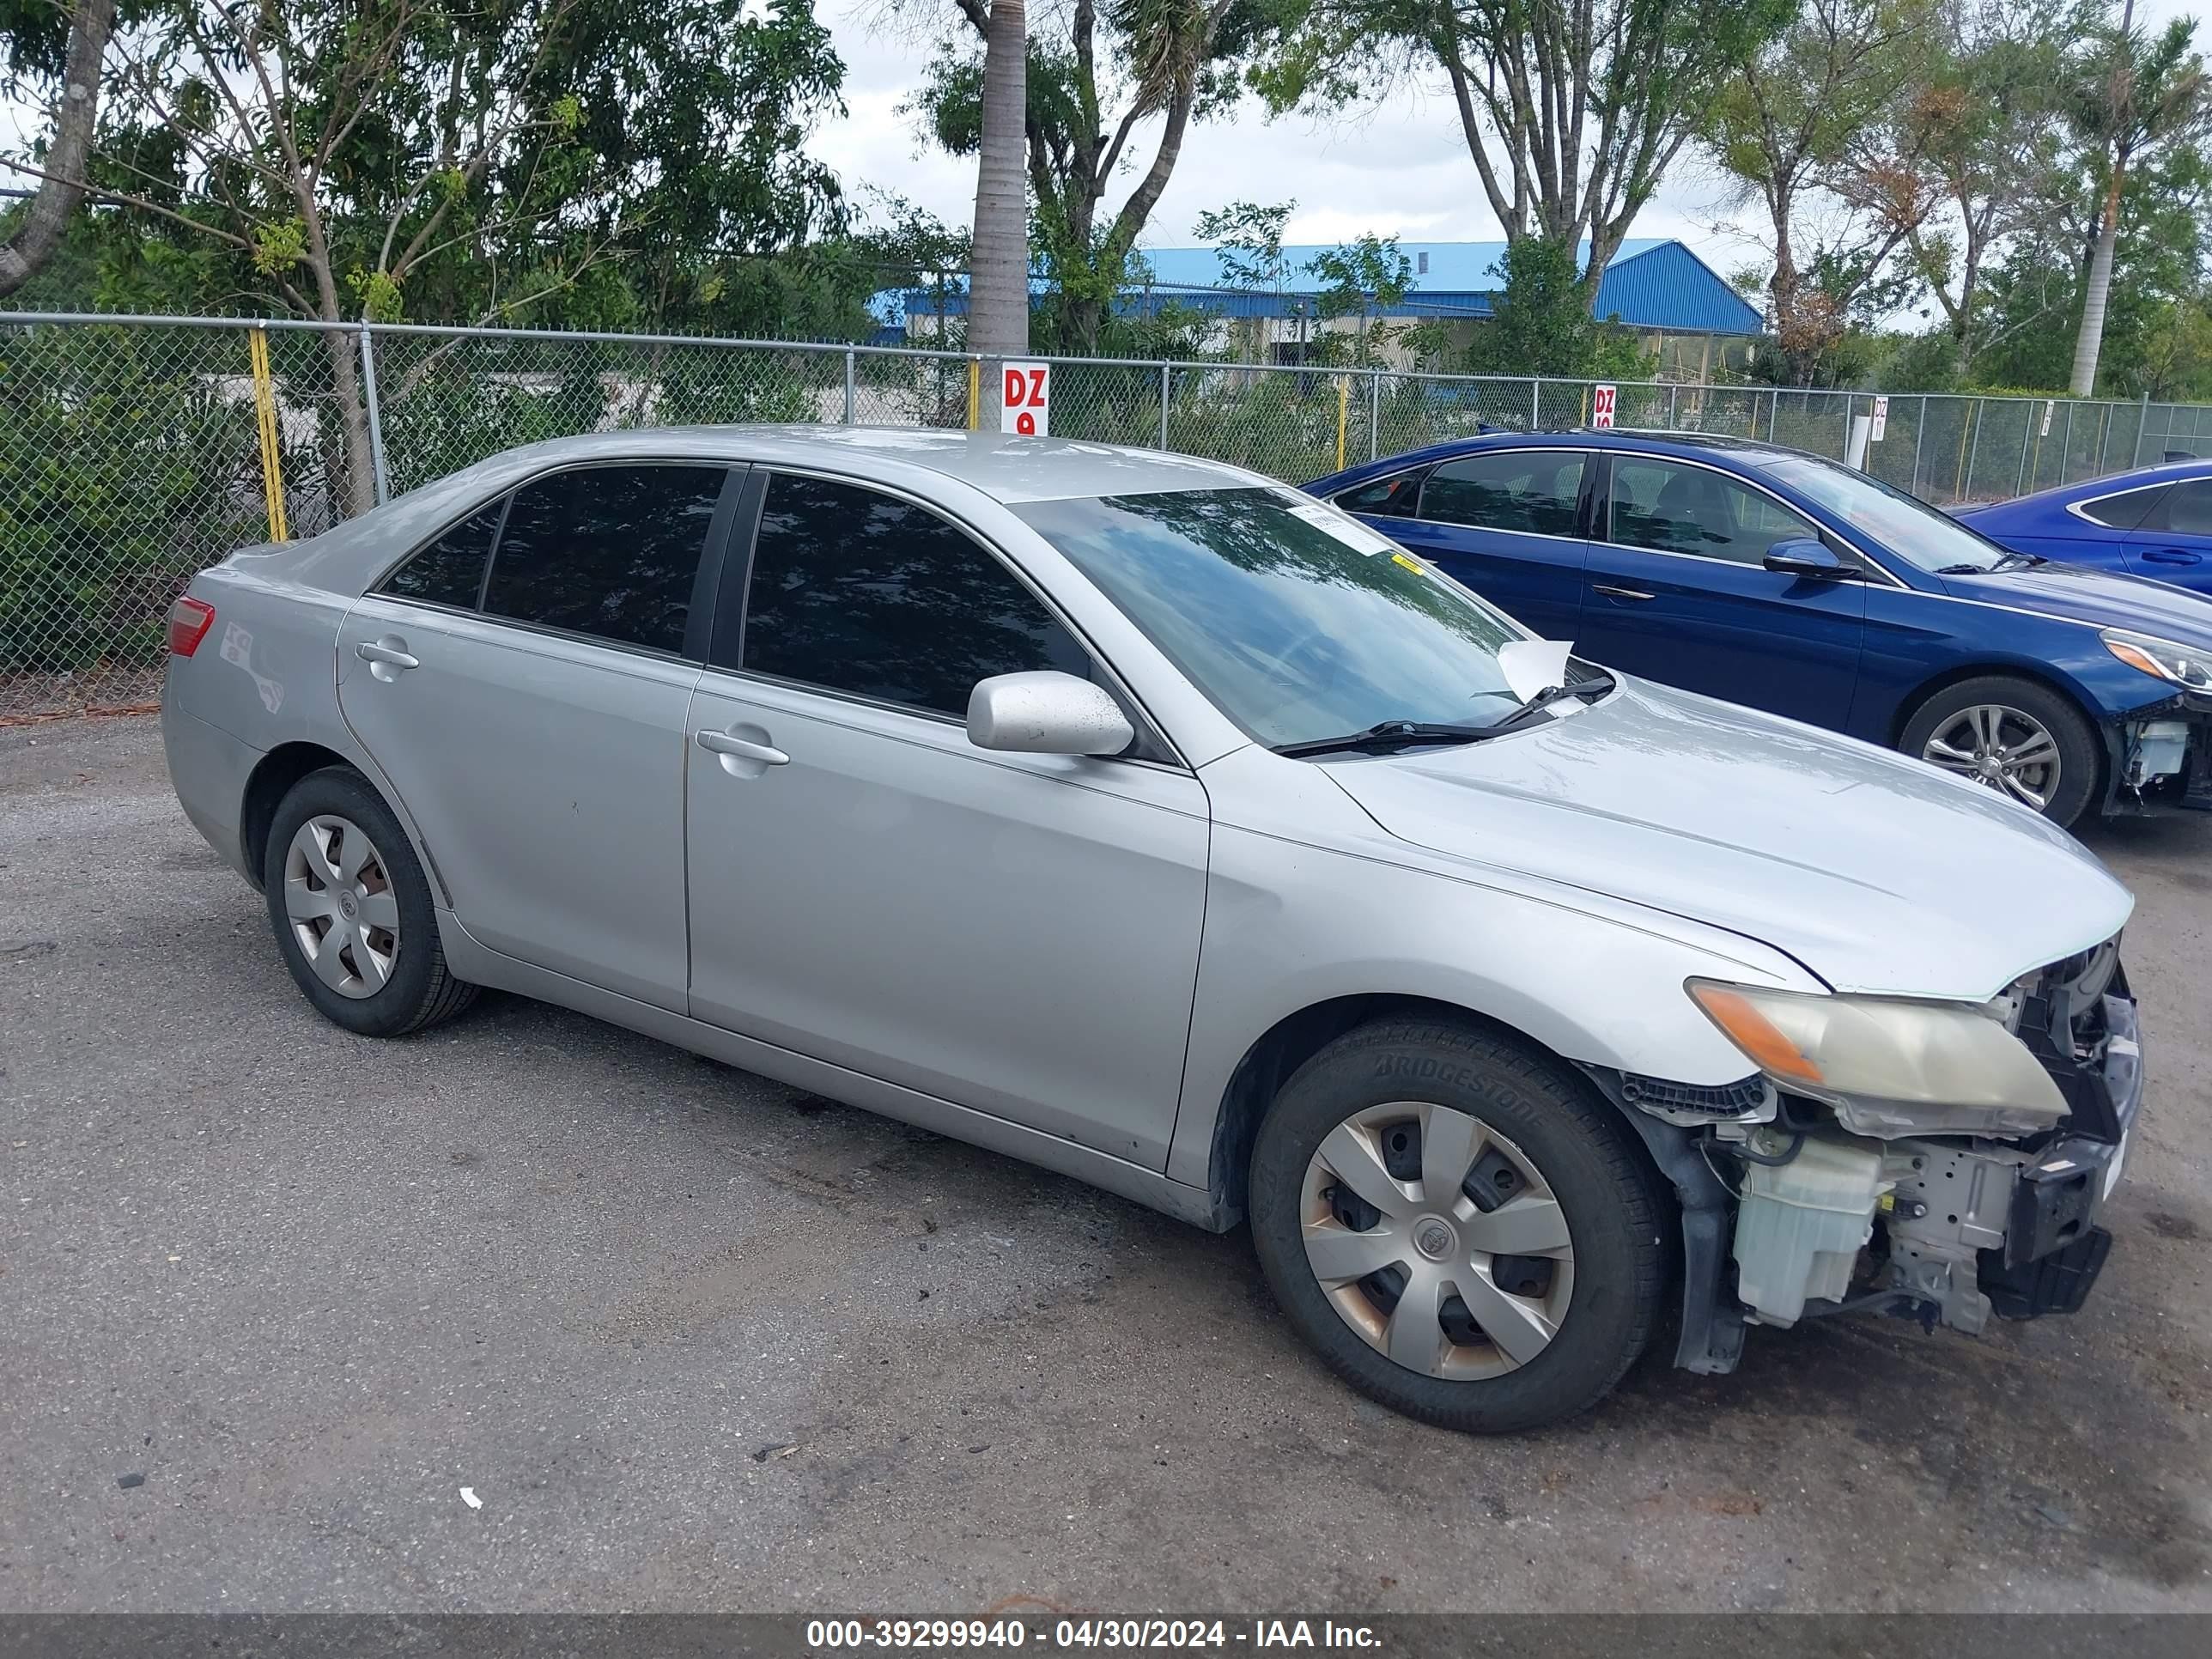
[8,308,2212,720]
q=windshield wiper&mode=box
[1480,672,1616,734]
[1996,550,2048,569]
[1271,720,1498,758]
[1934,562,1995,575]
[1272,672,1616,758]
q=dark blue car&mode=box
[1308,431,2212,828]
[1953,459,2212,595]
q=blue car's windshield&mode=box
[1012,487,1530,748]
[1759,455,2010,574]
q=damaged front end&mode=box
[2105,631,2212,812]
[2112,701,2212,811]
[1587,939,2142,1374]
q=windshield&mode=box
[1011,487,1529,748]
[1759,455,2013,574]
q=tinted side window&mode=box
[1420,452,1585,537]
[1609,459,1820,565]
[2079,483,2169,530]
[483,465,726,653]
[384,501,502,608]
[2138,480,2212,535]
[1334,469,1426,518]
[737,473,1092,717]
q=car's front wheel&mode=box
[1899,675,2101,828]
[262,766,477,1037]
[1248,1018,1664,1433]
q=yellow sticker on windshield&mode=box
[1391,552,1426,574]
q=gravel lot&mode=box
[3,714,2209,1614]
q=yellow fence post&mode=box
[247,326,289,542]
[1335,377,1349,471]
[967,358,981,431]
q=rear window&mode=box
[2135,479,2212,535]
[1419,451,1586,537]
[383,502,501,608]
[2077,483,2169,530]
[483,464,727,653]
[1334,469,1426,518]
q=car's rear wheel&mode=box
[1899,676,2101,828]
[1248,1018,1663,1433]
[263,767,477,1036]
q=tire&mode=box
[261,766,477,1037]
[1899,675,2102,829]
[1248,1018,1664,1434]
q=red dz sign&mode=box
[1001,363,1051,435]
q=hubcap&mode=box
[1921,704,2062,812]
[283,814,399,1000]
[1300,1103,1576,1382]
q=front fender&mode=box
[1163,820,1821,1192]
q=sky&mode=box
[807,0,2205,274]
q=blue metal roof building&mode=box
[871,238,1764,342]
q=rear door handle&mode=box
[355,638,418,678]
[1592,583,1656,601]
[696,729,789,766]
[2141,547,2203,565]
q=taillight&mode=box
[167,595,216,657]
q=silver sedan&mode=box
[163,428,2144,1431]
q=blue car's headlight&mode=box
[2104,627,2212,691]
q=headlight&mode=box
[2103,627,2212,691]
[1686,980,2068,1139]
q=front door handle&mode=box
[2140,547,2203,565]
[696,728,789,767]
[356,637,419,680]
[1592,583,1656,602]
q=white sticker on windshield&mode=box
[1282,499,1401,557]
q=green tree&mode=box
[0,0,117,296]
[1878,0,2075,380]
[1189,197,1294,363]
[1465,234,1650,377]
[1971,140,2212,393]
[1701,0,1934,383]
[1302,232,1410,368]
[47,0,846,510]
[1254,0,1793,308]
[912,1,1263,355]
[1192,198,1293,294]
[2063,3,2209,394]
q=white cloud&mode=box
[811,0,2203,273]
[811,5,1759,265]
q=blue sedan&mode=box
[1308,431,2212,828]
[1954,459,2212,594]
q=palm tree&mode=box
[968,0,1030,410]
[2066,3,2209,396]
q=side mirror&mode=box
[1762,537,1855,580]
[967,671,1135,757]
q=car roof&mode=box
[2027,455,2212,503]
[1310,426,1831,486]
[448,424,1273,505]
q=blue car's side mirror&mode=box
[1763,538,1855,580]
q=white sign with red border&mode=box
[1870,395,1889,442]
[1001,362,1050,435]
[1590,384,1618,428]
